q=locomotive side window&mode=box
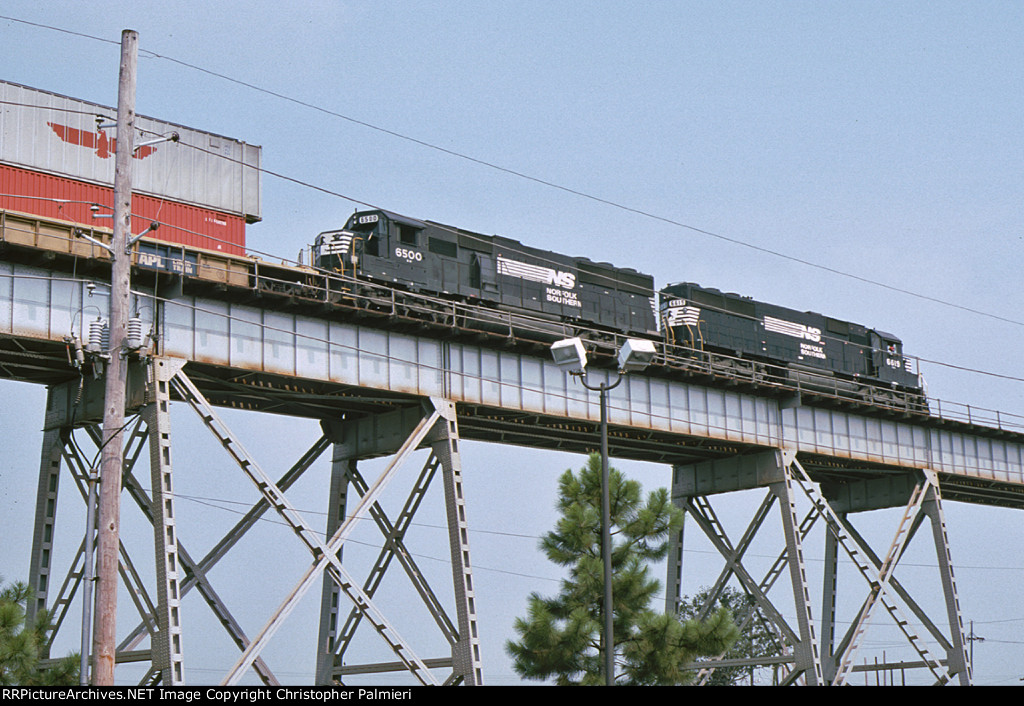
[363,234,379,257]
[826,318,849,336]
[690,288,724,312]
[398,224,418,245]
[724,297,755,318]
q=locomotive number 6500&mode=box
[395,247,423,263]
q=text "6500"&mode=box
[395,247,423,263]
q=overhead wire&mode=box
[3,15,1024,406]
[135,45,1024,330]
[1,13,1022,332]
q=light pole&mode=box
[551,337,656,686]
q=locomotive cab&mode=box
[314,210,432,280]
[869,330,913,385]
[347,212,381,256]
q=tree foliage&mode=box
[0,578,78,686]
[677,585,783,685]
[506,454,739,685]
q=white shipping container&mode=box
[0,80,261,222]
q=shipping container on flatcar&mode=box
[0,80,260,255]
[314,209,658,335]
[660,282,922,392]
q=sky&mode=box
[1,0,1023,686]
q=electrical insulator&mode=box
[86,318,109,354]
[127,316,145,350]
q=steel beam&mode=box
[142,358,185,684]
[27,415,65,633]
[921,469,971,685]
[429,398,484,685]
[772,454,824,685]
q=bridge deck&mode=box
[2,256,1023,509]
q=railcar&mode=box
[313,209,658,337]
[659,282,926,408]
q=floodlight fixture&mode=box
[617,338,656,372]
[548,334,657,686]
[551,337,588,373]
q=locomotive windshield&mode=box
[344,212,384,256]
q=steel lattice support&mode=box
[26,364,188,683]
[667,448,971,686]
[168,374,439,685]
[315,400,483,685]
[28,358,485,685]
[28,361,307,684]
[142,358,186,684]
[163,369,483,686]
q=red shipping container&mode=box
[0,164,245,255]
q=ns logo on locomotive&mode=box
[312,209,925,410]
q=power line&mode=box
[0,14,118,48]
[136,54,1024,330]
[2,13,1023,332]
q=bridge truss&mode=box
[3,246,1023,685]
[666,450,970,685]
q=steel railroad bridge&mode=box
[2,210,1023,686]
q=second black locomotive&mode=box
[660,282,924,405]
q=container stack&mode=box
[0,80,261,255]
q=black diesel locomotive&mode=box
[314,209,658,336]
[660,282,924,407]
[312,209,925,409]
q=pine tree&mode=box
[677,585,782,685]
[506,454,739,685]
[0,578,78,685]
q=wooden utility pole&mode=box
[91,28,138,686]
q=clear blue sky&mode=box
[1,2,1022,685]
